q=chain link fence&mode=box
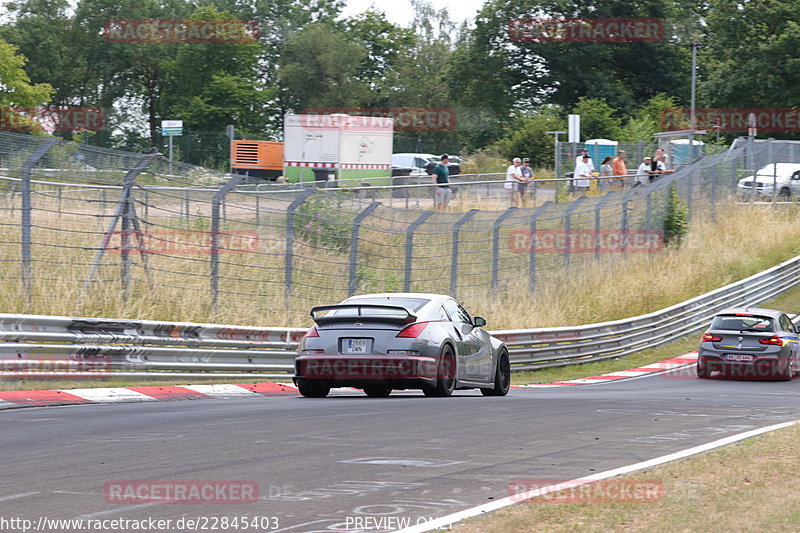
[0,131,797,323]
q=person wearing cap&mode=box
[636,156,655,186]
[573,154,592,196]
[505,157,525,206]
[430,154,452,211]
[518,157,534,206]
[611,150,627,187]
[575,148,595,173]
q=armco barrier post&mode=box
[20,138,58,305]
[404,211,434,292]
[492,207,517,290]
[210,174,245,315]
[450,209,479,297]
[284,189,314,311]
[529,201,552,294]
[348,202,381,296]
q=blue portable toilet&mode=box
[671,139,705,165]
[584,139,618,166]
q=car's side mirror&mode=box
[473,317,487,327]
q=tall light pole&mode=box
[689,40,698,163]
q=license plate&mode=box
[343,338,368,354]
[726,354,754,361]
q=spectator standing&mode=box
[505,157,524,206]
[430,154,452,211]
[576,148,595,173]
[651,148,666,173]
[611,151,627,187]
[573,154,592,196]
[518,157,534,206]
[599,156,613,190]
[636,156,654,186]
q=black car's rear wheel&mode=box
[423,345,456,397]
[364,386,392,398]
[482,350,510,396]
[296,379,330,398]
[696,362,711,379]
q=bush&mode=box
[663,185,689,245]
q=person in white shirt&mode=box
[505,157,524,206]
[573,154,592,195]
[576,148,595,173]
[636,156,654,186]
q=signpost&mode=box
[546,130,567,180]
[161,120,183,162]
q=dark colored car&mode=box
[697,307,800,380]
[293,293,510,398]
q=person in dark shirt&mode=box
[431,154,452,211]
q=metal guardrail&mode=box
[2,253,800,379]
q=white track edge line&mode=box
[396,419,799,533]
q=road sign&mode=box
[161,119,183,136]
[568,114,580,143]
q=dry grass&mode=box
[454,423,800,533]
[2,189,800,333]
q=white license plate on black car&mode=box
[726,354,754,361]
[343,338,368,354]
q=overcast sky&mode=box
[340,0,486,27]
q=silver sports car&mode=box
[697,307,800,380]
[293,293,510,397]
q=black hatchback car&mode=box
[697,307,800,380]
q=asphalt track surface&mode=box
[2,370,799,532]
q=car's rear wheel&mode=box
[423,345,456,397]
[777,357,794,381]
[296,379,330,398]
[696,362,711,379]
[364,386,392,398]
[481,350,510,396]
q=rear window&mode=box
[710,315,775,332]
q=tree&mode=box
[277,23,369,110]
[488,108,564,166]
[0,38,53,108]
[700,0,800,110]
[571,97,623,140]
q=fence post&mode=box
[20,138,58,304]
[348,202,381,296]
[711,162,719,222]
[594,194,614,260]
[284,189,315,310]
[491,207,517,290]
[183,190,190,222]
[83,154,155,297]
[450,209,479,297]
[562,198,584,266]
[403,211,435,292]
[620,189,636,253]
[210,174,245,315]
[528,201,551,294]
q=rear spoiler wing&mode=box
[310,304,417,325]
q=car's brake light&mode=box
[306,325,320,337]
[760,335,783,346]
[702,332,722,342]
[735,313,754,317]
[396,322,429,338]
